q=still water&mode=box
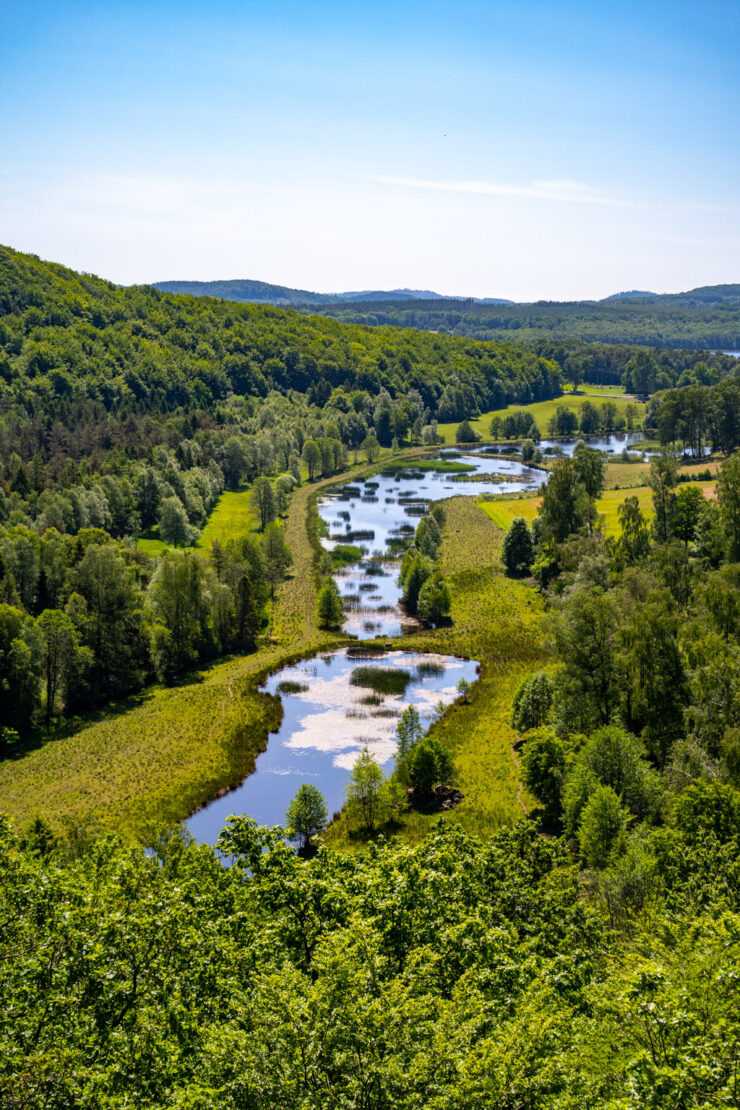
[318,453,547,638]
[187,450,537,841]
[186,648,478,845]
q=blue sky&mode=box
[1,0,738,298]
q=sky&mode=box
[1,0,739,300]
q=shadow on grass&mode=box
[1,650,268,765]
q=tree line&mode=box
[503,443,740,894]
[0,521,292,741]
[305,293,740,349]
[1,805,738,1106]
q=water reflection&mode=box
[186,648,478,845]
[318,453,547,638]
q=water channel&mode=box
[186,435,640,844]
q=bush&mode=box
[408,736,455,795]
[455,420,480,444]
[417,574,451,624]
[673,780,740,843]
[285,783,328,849]
[522,728,567,823]
[578,785,628,869]
[317,579,343,628]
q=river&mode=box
[185,436,637,844]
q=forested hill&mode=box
[0,245,559,424]
[149,273,740,348]
[153,277,514,306]
[303,292,740,349]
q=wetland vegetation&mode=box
[4,247,740,1107]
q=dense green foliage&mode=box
[3,814,740,1108]
[0,245,565,732]
[517,446,740,882]
[0,523,281,730]
[285,783,328,849]
[308,293,740,349]
[648,377,740,455]
[502,516,534,577]
[0,244,561,443]
[399,504,451,623]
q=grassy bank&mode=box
[0,477,344,841]
[0,447,446,841]
[328,496,547,846]
[481,477,718,536]
[436,392,646,444]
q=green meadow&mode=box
[436,391,646,444]
[329,496,546,846]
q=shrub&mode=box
[455,420,480,444]
[408,736,455,795]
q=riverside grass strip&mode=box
[481,478,717,536]
[0,449,432,841]
[328,497,546,847]
[0,476,344,841]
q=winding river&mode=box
[186,435,639,844]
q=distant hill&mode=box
[601,285,740,307]
[152,278,514,306]
[151,274,740,348]
[300,286,740,350]
[601,290,656,301]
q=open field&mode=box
[196,489,257,548]
[436,392,646,444]
[577,384,636,396]
[136,487,258,558]
[481,478,718,536]
[136,535,170,557]
[329,497,546,846]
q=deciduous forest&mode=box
[2,246,740,1109]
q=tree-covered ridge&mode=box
[0,244,561,739]
[306,296,740,349]
[0,244,560,427]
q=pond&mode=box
[186,648,479,845]
[466,432,645,458]
[318,453,547,638]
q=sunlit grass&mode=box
[196,489,258,548]
[329,497,545,847]
[436,393,646,444]
[0,476,348,841]
[480,479,718,537]
[136,535,170,557]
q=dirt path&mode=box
[510,744,529,818]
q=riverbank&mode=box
[327,496,547,846]
[0,449,548,845]
[0,449,446,840]
[0,475,345,840]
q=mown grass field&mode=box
[136,487,258,558]
[329,497,546,846]
[436,392,646,444]
[196,489,257,548]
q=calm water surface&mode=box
[318,452,547,637]
[186,648,478,845]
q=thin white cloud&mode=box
[373,174,626,206]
